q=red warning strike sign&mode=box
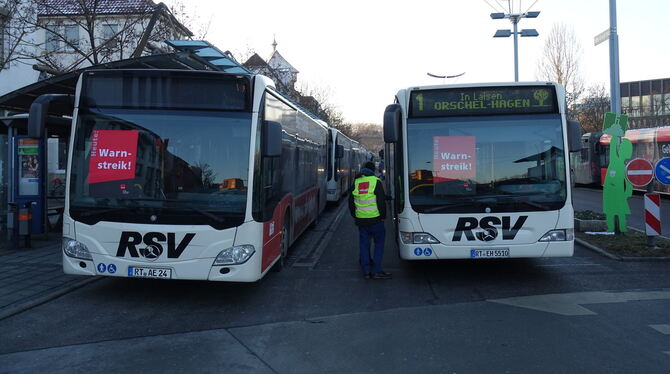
[433,136,476,181]
[625,158,654,187]
[88,130,139,184]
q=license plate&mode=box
[127,266,172,279]
[470,249,510,259]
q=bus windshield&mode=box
[69,108,252,229]
[407,114,567,213]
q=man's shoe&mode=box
[364,273,373,279]
[372,272,392,280]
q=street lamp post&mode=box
[491,11,540,82]
[426,72,466,83]
[609,0,621,114]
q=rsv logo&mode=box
[116,231,196,259]
[452,216,528,242]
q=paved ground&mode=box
[0,191,668,373]
[0,233,101,320]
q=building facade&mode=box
[0,0,191,98]
[621,78,670,129]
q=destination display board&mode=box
[409,85,558,117]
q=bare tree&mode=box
[296,81,347,132]
[0,0,39,70]
[349,123,384,153]
[536,23,585,113]
[574,84,610,133]
[2,0,195,74]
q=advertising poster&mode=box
[88,130,139,184]
[18,138,40,196]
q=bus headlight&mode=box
[400,232,440,244]
[539,229,574,242]
[62,238,93,260]
[213,245,255,265]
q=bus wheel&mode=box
[272,214,290,272]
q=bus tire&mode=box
[272,213,290,272]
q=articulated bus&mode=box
[572,127,670,194]
[326,128,366,202]
[382,82,581,260]
[30,69,329,281]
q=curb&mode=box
[575,237,622,261]
[293,202,347,268]
[575,237,670,262]
[0,277,100,321]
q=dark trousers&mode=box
[359,221,385,274]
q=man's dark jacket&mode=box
[348,168,386,227]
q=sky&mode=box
[171,0,670,124]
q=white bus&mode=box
[326,128,365,202]
[29,69,329,281]
[382,82,581,260]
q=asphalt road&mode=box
[0,199,669,373]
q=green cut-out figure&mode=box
[603,136,633,232]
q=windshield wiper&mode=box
[183,207,226,224]
[421,202,479,213]
[77,206,141,217]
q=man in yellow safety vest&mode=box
[349,161,391,279]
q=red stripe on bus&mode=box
[261,194,293,273]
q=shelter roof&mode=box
[0,40,251,114]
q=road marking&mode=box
[649,324,670,335]
[534,263,602,267]
[489,291,670,316]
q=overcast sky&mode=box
[172,0,670,124]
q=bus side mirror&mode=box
[567,120,582,152]
[28,94,74,138]
[262,120,282,157]
[335,144,344,159]
[383,104,401,143]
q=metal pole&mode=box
[513,19,519,82]
[609,0,621,113]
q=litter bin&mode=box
[7,202,18,248]
[9,202,33,248]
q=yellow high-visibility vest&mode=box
[352,175,380,219]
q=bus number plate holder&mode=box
[470,249,510,259]
[128,266,172,279]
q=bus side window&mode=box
[580,139,589,161]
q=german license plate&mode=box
[470,249,510,259]
[127,266,172,279]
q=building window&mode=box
[64,24,79,50]
[652,94,663,116]
[641,95,651,116]
[45,25,60,52]
[621,96,630,115]
[662,94,670,116]
[102,23,118,48]
[630,96,640,117]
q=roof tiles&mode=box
[37,0,156,16]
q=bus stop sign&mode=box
[625,158,654,186]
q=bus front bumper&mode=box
[398,240,574,260]
[63,251,265,282]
